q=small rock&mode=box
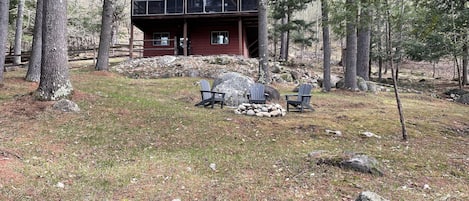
[423,184,431,190]
[355,191,389,201]
[326,129,342,136]
[361,131,381,139]
[56,182,65,188]
[209,163,216,171]
[52,99,80,112]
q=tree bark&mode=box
[26,0,43,82]
[258,0,270,84]
[96,0,114,71]
[13,0,25,66]
[356,0,371,81]
[0,0,9,86]
[322,0,331,92]
[463,42,468,85]
[394,0,405,81]
[386,0,407,141]
[35,0,73,101]
[345,0,358,90]
[279,17,288,61]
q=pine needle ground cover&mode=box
[0,64,468,200]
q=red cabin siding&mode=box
[142,25,181,57]
[190,23,240,56]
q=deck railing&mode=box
[132,0,258,16]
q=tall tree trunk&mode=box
[0,0,10,86]
[394,0,404,81]
[26,0,43,82]
[345,0,358,90]
[96,0,114,71]
[35,0,73,101]
[13,0,25,66]
[376,3,383,82]
[322,0,331,92]
[463,43,468,85]
[356,0,371,81]
[455,56,462,89]
[386,0,407,141]
[279,17,288,61]
[258,0,270,84]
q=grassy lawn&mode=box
[0,63,468,200]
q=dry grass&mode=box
[0,62,468,200]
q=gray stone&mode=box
[246,110,255,116]
[456,93,469,104]
[186,69,200,77]
[336,78,345,89]
[53,99,80,112]
[271,62,283,73]
[265,85,280,102]
[341,154,384,176]
[336,77,368,91]
[318,74,342,88]
[281,73,293,82]
[366,81,377,93]
[212,72,255,106]
[290,70,301,80]
[160,55,177,64]
[355,191,389,201]
[357,77,368,91]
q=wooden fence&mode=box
[3,44,139,67]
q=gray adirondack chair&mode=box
[285,84,313,112]
[247,83,267,104]
[195,79,225,108]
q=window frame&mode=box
[153,32,170,46]
[211,31,229,45]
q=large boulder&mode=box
[265,85,281,102]
[336,77,370,91]
[457,93,469,104]
[357,77,368,91]
[318,74,342,88]
[212,72,255,106]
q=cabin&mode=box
[130,0,259,58]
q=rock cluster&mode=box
[112,55,320,84]
[234,103,286,117]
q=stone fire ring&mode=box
[234,103,286,117]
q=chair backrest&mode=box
[249,83,266,102]
[297,84,312,103]
[200,79,212,100]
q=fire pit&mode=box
[234,103,286,117]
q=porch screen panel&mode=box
[167,0,183,13]
[187,0,203,13]
[224,0,238,12]
[241,0,257,11]
[206,0,222,12]
[148,0,164,14]
[133,1,147,15]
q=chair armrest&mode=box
[212,91,225,98]
[285,94,298,100]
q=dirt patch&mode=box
[0,157,24,186]
[1,95,54,118]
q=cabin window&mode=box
[133,0,147,15]
[211,31,229,45]
[148,0,165,14]
[153,32,170,46]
